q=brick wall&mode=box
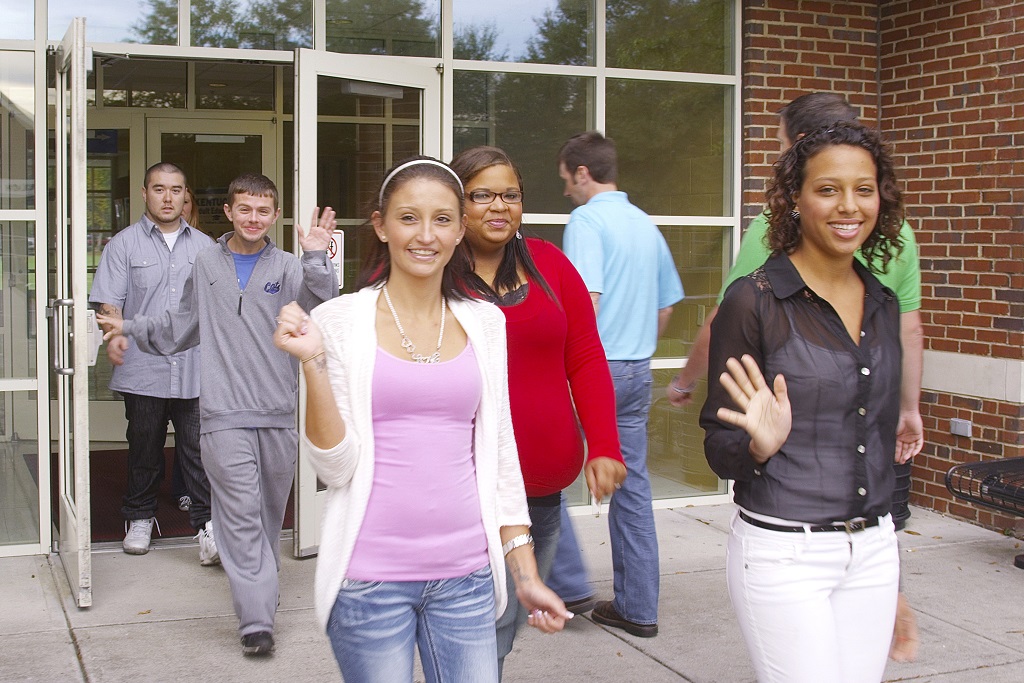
[742,0,1024,534]
[879,0,1024,361]
[878,0,1024,531]
[915,390,1024,532]
[742,1,881,224]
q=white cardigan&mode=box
[304,285,531,629]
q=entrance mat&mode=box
[52,449,294,543]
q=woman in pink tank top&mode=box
[273,157,571,682]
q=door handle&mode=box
[48,298,75,376]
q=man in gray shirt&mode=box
[100,173,338,657]
[90,162,217,562]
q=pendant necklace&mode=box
[382,284,446,364]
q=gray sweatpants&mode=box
[200,427,298,636]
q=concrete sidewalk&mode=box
[2,504,1022,682]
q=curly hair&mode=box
[765,121,904,274]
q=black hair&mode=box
[448,146,558,304]
[143,162,186,188]
[778,93,859,142]
[765,121,904,273]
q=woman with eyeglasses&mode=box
[449,146,626,675]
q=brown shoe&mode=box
[590,600,658,638]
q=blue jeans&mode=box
[547,498,592,602]
[327,566,499,683]
[607,360,659,625]
[548,361,659,624]
[495,501,561,673]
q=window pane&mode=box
[51,0,176,44]
[453,71,591,214]
[0,0,33,40]
[650,369,726,498]
[326,0,439,57]
[0,392,40,545]
[316,122,384,222]
[196,62,275,110]
[318,78,421,119]
[191,0,312,49]
[0,222,37,379]
[95,58,187,108]
[0,52,34,210]
[607,0,734,74]
[161,132,263,238]
[453,0,593,65]
[85,130,131,401]
[608,79,732,216]
[656,225,728,359]
[653,225,731,501]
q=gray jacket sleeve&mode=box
[122,270,201,355]
[296,250,338,312]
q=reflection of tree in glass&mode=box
[129,0,179,45]
[132,0,318,50]
[324,0,438,57]
[450,0,731,214]
[523,0,592,66]
[453,1,592,212]
[453,24,505,150]
[454,23,507,62]
[606,0,731,73]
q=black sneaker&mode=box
[241,631,275,656]
[563,595,599,614]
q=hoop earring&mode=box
[515,230,523,240]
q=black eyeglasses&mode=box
[467,190,524,204]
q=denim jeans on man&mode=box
[546,497,591,602]
[546,360,660,624]
[327,566,499,683]
[121,392,210,531]
[495,501,560,675]
[607,360,659,625]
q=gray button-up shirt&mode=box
[89,215,214,399]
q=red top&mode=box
[501,239,622,497]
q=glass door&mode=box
[146,118,276,241]
[292,50,440,556]
[50,17,92,607]
[87,118,277,445]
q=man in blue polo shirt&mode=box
[550,131,684,638]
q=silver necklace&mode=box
[382,284,446,364]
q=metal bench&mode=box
[945,456,1024,569]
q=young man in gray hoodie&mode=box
[100,173,338,657]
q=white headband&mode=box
[378,159,465,206]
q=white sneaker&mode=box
[123,518,157,555]
[197,520,220,566]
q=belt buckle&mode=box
[844,517,868,533]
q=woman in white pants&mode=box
[700,121,905,683]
